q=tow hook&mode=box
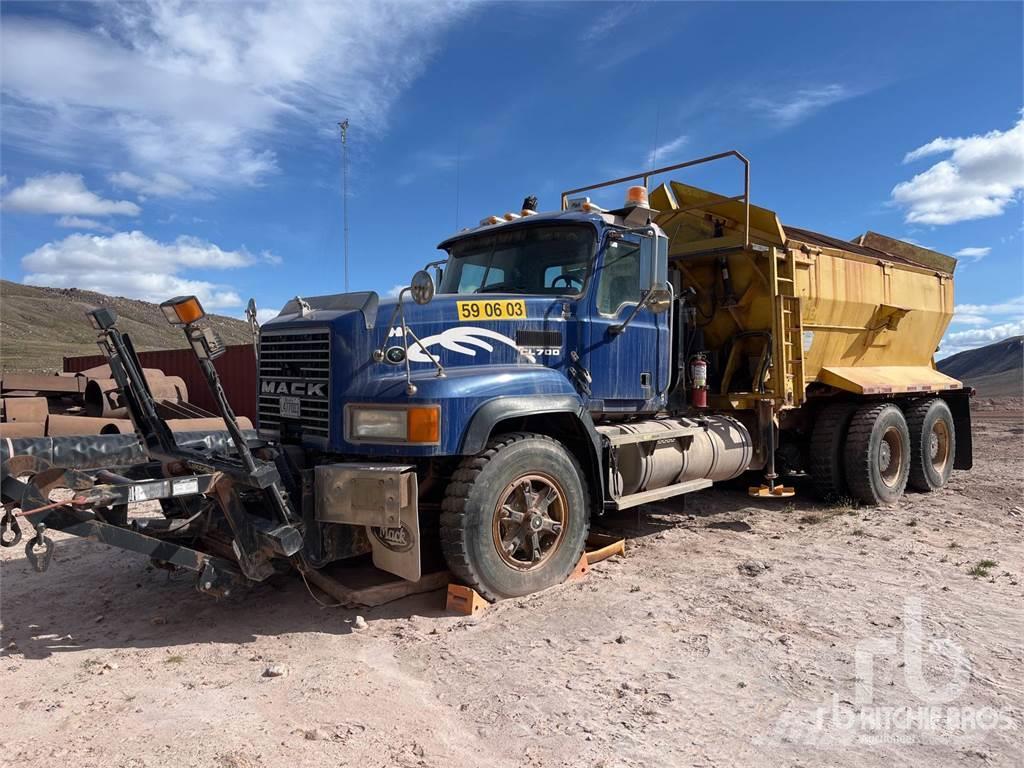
[1,507,22,548]
[25,522,54,572]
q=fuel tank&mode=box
[597,414,753,496]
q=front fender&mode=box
[461,394,588,454]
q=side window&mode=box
[596,240,641,315]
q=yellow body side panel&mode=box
[793,247,955,379]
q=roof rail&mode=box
[560,150,751,248]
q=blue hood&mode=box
[260,291,583,455]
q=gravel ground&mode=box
[2,406,1022,767]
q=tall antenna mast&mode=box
[338,119,350,292]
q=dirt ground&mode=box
[2,406,1022,768]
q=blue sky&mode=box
[1,1,1021,357]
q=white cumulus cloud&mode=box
[255,307,281,324]
[20,230,277,310]
[941,295,1024,356]
[108,171,193,199]
[892,115,1024,225]
[2,173,140,216]
[940,320,1024,358]
[0,2,467,191]
[56,215,114,232]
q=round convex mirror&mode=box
[409,269,435,305]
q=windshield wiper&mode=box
[476,283,525,294]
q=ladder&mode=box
[768,248,806,406]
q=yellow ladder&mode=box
[769,248,806,406]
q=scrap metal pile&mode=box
[1,366,250,437]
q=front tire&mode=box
[441,433,590,601]
[904,398,955,492]
[844,403,911,505]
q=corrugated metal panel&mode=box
[64,344,257,421]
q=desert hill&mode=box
[1,280,253,373]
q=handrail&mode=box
[560,150,751,248]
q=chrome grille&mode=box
[257,329,331,440]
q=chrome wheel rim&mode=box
[492,473,567,571]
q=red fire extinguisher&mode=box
[690,353,708,409]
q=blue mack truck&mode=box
[250,155,754,600]
[4,152,966,601]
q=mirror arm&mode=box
[610,290,653,336]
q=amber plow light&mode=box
[160,295,206,326]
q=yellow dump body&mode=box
[650,181,961,410]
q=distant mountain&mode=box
[0,280,253,373]
[938,336,1023,398]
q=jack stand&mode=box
[748,400,795,499]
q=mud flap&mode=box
[315,463,422,581]
[366,512,421,582]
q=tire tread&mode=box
[440,432,589,601]
[809,403,856,500]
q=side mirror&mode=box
[409,269,435,305]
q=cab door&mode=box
[580,232,670,413]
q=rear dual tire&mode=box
[904,398,955,492]
[844,403,910,505]
[809,398,956,505]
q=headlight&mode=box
[346,405,440,444]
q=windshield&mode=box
[439,224,595,295]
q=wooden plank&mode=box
[303,567,450,608]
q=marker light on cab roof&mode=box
[625,185,649,207]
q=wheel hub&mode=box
[879,425,905,487]
[492,474,568,571]
[879,442,892,472]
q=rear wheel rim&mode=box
[930,420,951,475]
[491,473,567,571]
[879,426,904,487]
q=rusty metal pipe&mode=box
[1,396,49,423]
[84,374,189,418]
[0,421,47,438]
[46,414,134,436]
[1,429,257,471]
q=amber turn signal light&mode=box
[160,295,206,326]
